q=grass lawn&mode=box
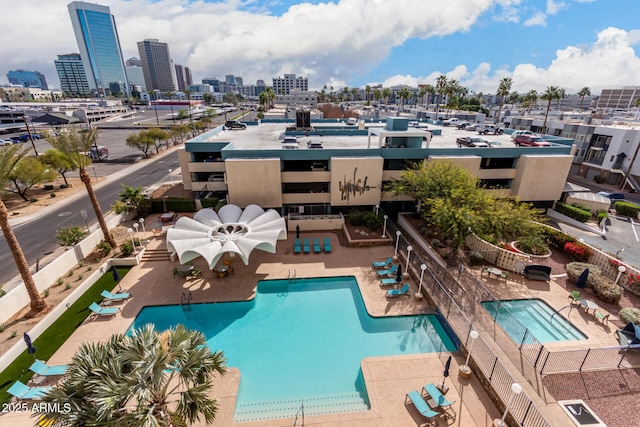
[0,266,131,404]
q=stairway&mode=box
[141,247,170,262]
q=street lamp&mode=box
[495,383,522,427]
[375,204,379,215]
[416,264,427,300]
[80,209,89,234]
[615,265,627,285]
[139,218,146,241]
[133,222,139,240]
[403,246,412,279]
[394,231,402,260]
[459,330,479,378]
[382,215,388,238]
[127,228,137,255]
[168,168,173,184]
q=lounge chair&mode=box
[294,238,301,253]
[377,264,398,277]
[569,290,581,304]
[7,381,52,400]
[313,238,321,253]
[405,390,439,426]
[89,302,119,318]
[324,237,332,252]
[386,283,410,298]
[373,256,392,268]
[303,238,310,253]
[380,278,399,286]
[594,310,609,324]
[423,382,456,421]
[101,290,131,302]
[29,360,69,377]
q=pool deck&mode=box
[4,226,629,426]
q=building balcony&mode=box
[583,158,605,166]
[188,161,226,172]
[282,193,331,204]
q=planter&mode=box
[510,241,552,259]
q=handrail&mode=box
[187,292,193,305]
[180,292,186,305]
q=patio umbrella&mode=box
[395,263,402,283]
[23,333,36,360]
[112,266,122,291]
[576,268,589,289]
[441,355,452,393]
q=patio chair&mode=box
[380,278,399,286]
[303,238,310,253]
[29,360,69,377]
[313,238,321,253]
[481,266,489,276]
[405,390,439,426]
[569,290,581,304]
[89,302,119,318]
[423,382,456,421]
[377,264,398,277]
[500,271,509,280]
[189,267,202,278]
[101,290,131,302]
[386,283,410,298]
[294,238,301,253]
[324,237,332,253]
[7,381,52,400]
[373,256,392,268]
[594,310,609,324]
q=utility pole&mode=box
[22,115,38,157]
[622,141,640,191]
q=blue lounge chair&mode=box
[7,381,52,400]
[101,290,131,302]
[29,360,69,377]
[294,238,301,253]
[303,238,310,253]
[377,264,398,277]
[373,256,392,268]
[324,237,332,252]
[380,278,399,286]
[423,382,456,420]
[313,238,321,253]
[89,302,119,318]
[386,283,410,298]
[405,390,439,426]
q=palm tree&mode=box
[578,86,591,110]
[48,127,117,248]
[365,85,371,104]
[435,75,448,118]
[382,88,391,105]
[509,91,520,106]
[37,324,227,426]
[164,91,176,123]
[525,89,538,111]
[373,88,381,105]
[350,87,358,101]
[423,84,436,110]
[0,145,47,313]
[541,85,561,131]
[556,88,566,109]
[397,87,411,112]
[495,77,513,124]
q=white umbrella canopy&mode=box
[166,204,287,268]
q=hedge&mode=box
[555,202,591,222]
[149,198,196,213]
[596,210,609,224]
[200,197,219,209]
[619,307,640,325]
[544,227,577,250]
[614,201,640,218]
[566,262,622,305]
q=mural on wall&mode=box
[339,168,377,203]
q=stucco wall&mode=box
[511,154,573,201]
[225,158,283,208]
[330,157,384,206]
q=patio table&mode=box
[487,267,502,278]
[161,213,176,222]
[580,299,599,314]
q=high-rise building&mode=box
[125,57,146,92]
[67,1,129,97]
[137,39,176,92]
[235,77,243,87]
[6,69,48,89]
[272,74,308,95]
[54,53,91,97]
[184,66,193,87]
[225,75,236,86]
[202,77,220,92]
[175,64,193,91]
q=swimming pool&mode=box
[132,276,456,421]
[481,299,586,344]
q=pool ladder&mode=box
[180,292,193,309]
[288,269,296,283]
[292,399,304,426]
[551,304,573,320]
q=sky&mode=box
[2,0,640,95]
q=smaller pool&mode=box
[482,299,586,343]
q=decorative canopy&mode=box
[166,204,287,268]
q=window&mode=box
[480,158,517,169]
[479,179,512,189]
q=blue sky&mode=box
[2,0,640,94]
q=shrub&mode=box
[77,274,83,281]
[565,262,601,283]
[571,203,592,213]
[43,289,49,298]
[544,228,576,250]
[55,278,63,287]
[67,270,73,277]
[619,307,640,325]
[348,211,382,229]
[515,236,549,256]
[120,240,135,257]
[627,274,640,294]
[215,199,227,212]
[56,226,87,247]
[555,202,591,222]
[430,239,441,248]
[200,197,219,209]
[563,241,593,262]
[10,330,17,338]
[64,283,71,290]
[596,210,609,224]
[588,275,623,305]
[469,251,484,265]
[0,323,4,332]
[97,241,112,256]
[50,192,56,198]
[614,201,640,218]
[0,288,5,299]
[594,175,606,184]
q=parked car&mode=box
[510,130,538,141]
[478,124,504,135]
[224,120,247,130]
[464,124,482,131]
[307,140,323,149]
[456,122,472,129]
[282,136,299,149]
[513,135,550,147]
[81,145,109,161]
[456,137,489,148]
[0,139,13,146]
[408,121,420,127]
[596,191,625,202]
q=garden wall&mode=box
[287,213,345,231]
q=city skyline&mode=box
[1,0,639,95]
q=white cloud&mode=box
[524,11,547,26]
[546,0,567,15]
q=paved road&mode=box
[0,151,180,285]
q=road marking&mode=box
[58,212,72,217]
[632,219,639,242]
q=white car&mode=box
[0,139,13,146]
[510,130,538,141]
[408,121,420,127]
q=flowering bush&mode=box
[563,241,592,263]
[609,258,623,268]
[628,274,640,294]
[498,242,519,253]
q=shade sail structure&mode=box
[166,204,287,268]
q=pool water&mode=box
[132,276,456,421]
[482,299,586,343]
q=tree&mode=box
[495,77,513,125]
[40,148,76,187]
[202,92,214,105]
[126,132,154,158]
[112,185,145,216]
[0,145,47,313]
[146,128,170,153]
[423,84,436,109]
[541,86,561,131]
[435,75,448,117]
[524,89,538,111]
[397,87,411,112]
[164,91,176,123]
[578,86,591,110]
[169,124,191,145]
[8,156,57,201]
[365,85,371,104]
[556,88,566,109]
[36,325,227,427]
[373,88,381,105]
[382,88,391,104]
[177,109,190,123]
[48,127,117,248]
